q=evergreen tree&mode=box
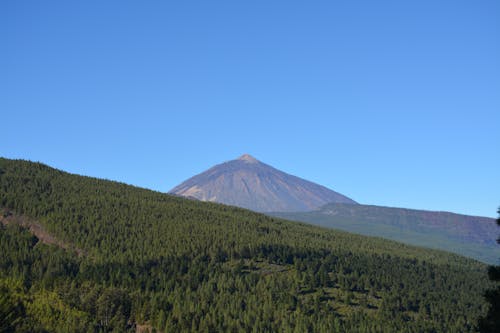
[0,285,24,332]
[478,207,500,332]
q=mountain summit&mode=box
[169,154,357,212]
[238,153,259,163]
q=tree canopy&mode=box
[0,158,493,332]
[478,207,500,332]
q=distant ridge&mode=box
[272,202,500,264]
[169,154,357,212]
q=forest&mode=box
[0,157,493,332]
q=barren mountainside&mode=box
[169,154,357,212]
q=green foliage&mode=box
[478,207,500,332]
[0,278,25,332]
[273,203,500,264]
[26,290,91,333]
[0,158,494,332]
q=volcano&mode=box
[169,154,356,212]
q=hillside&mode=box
[272,203,500,264]
[169,154,356,212]
[0,157,493,332]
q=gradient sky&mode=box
[2,1,499,217]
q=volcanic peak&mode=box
[238,154,259,163]
[169,154,357,212]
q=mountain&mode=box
[169,154,357,212]
[272,203,500,264]
[0,158,493,332]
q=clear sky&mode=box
[2,1,499,217]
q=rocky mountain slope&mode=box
[169,154,356,212]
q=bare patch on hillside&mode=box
[0,209,85,257]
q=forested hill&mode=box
[0,157,493,332]
[272,203,499,264]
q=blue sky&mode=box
[2,1,499,217]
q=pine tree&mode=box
[478,207,500,332]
